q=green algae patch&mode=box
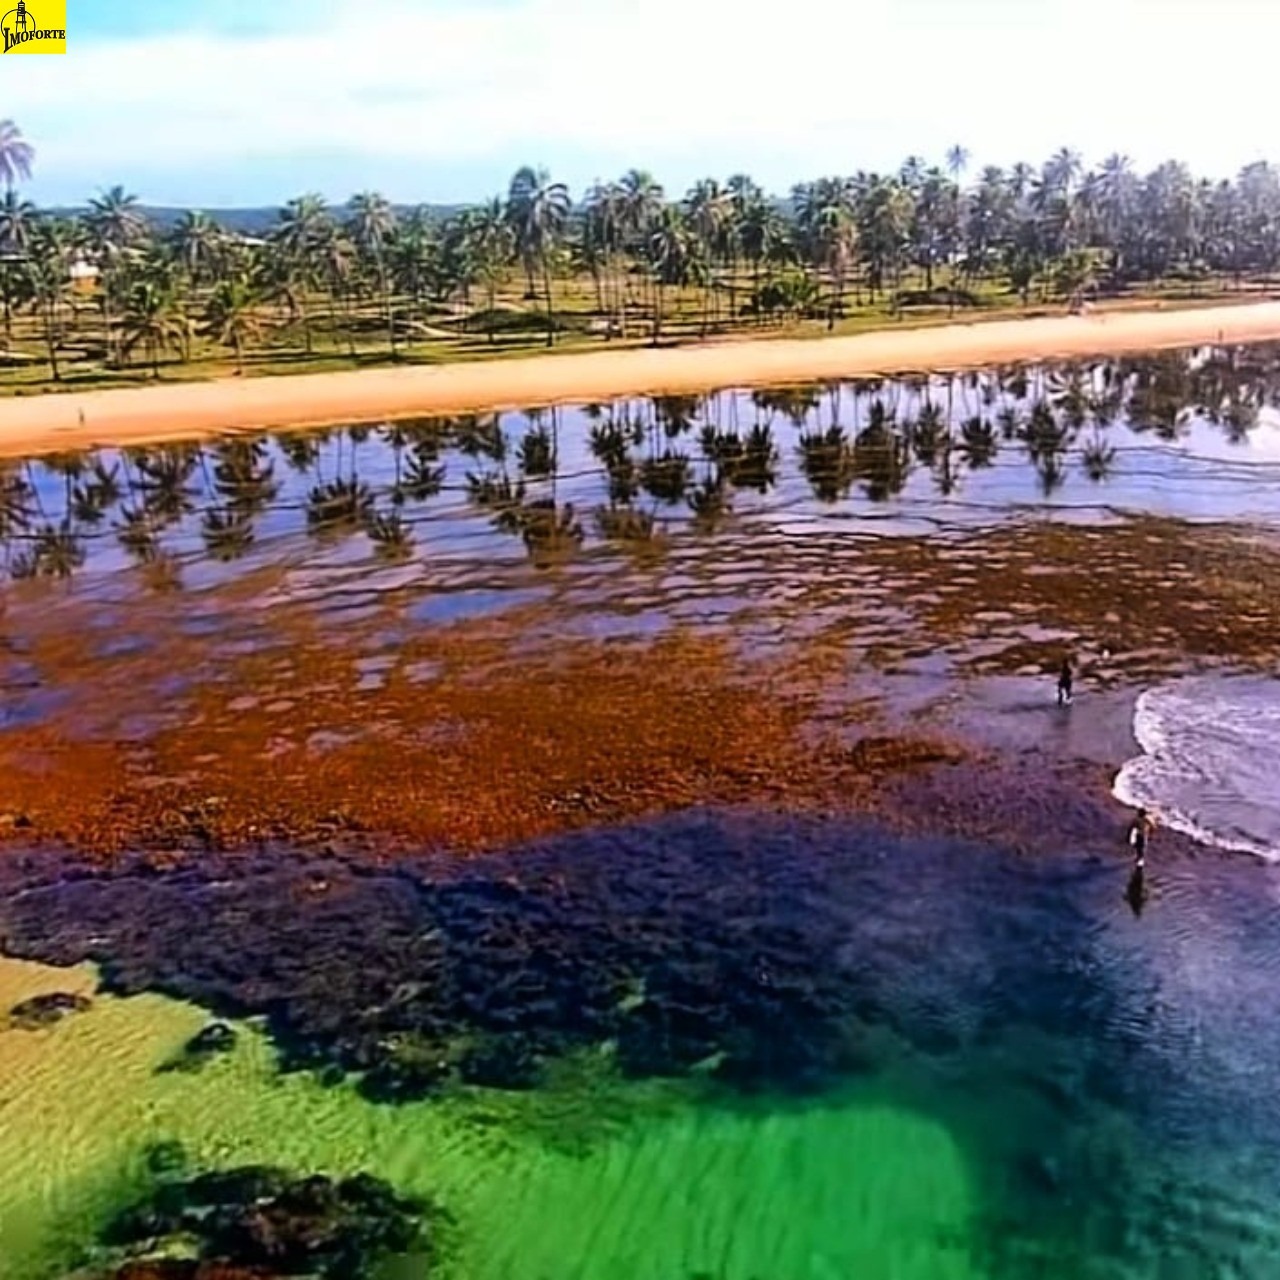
[0,958,988,1280]
[452,1097,983,1280]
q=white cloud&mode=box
[10,0,1280,203]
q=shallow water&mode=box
[4,344,1280,603]
[1114,674,1280,859]
[0,955,980,1280]
[4,813,1280,1278]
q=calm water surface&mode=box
[4,344,1280,596]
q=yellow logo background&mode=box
[1,0,66,54]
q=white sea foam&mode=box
[1113,675,1280,861]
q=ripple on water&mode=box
[7,814,1280,1274]
[1114,674,1280,860]
[410,587,547,626]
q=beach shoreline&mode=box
[2,299,1279,459]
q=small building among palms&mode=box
[69,257,98,294]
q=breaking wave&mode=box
[1113,675,1280,861]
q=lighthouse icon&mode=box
[0,0,59,53]
[1,2,35,35]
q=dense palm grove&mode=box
[3,120,1280,380]
[3,345,1277,582]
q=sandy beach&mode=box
[1,300,1278,458]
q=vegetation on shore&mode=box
[2,121,1280,389]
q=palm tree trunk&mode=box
[326,285,342,351]
[102,295,117,367]
[184,282,196,360]
[42,298,60,381]
[542,258,555,348]
[380,262,396,356]
[339,288,356,357]
[614,253,627,339]
[590,261,604,316]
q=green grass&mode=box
[0,273,1270,399]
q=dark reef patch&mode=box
[0,809,1159,1110]
[158,1021,239,1074]
[7,989,92,1030]
[97,1161,436,1280]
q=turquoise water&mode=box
[4,814,1280,1277]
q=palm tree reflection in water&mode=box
[2,345,1278,586]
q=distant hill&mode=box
[44,203,475,233]
[44,194,793,234]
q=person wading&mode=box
[1056,656,1075,706]
[1127,809,1154,869]
[1124,809,1155,916]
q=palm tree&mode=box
[0,188,36,339]
[389,206,438,321]
[271,194,330,354]
[463,197,515,341]
[619,169,666,328]
[646,206,696,344]
[945,145,970,184]
[204,275,261,374]
[169,211,224,357]
[88,185,148,247]
[11,141,1280,379]
[813,199,858,327]
[684,179,729,335]
[87,186,149,366]
[27,218,71,379]
[0,121,34,192]
[347,191,398,354]
[505,166,571,346]
[121,273,186,376]
[858,175,913,302]
[583,181,626,333]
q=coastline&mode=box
[1,299,1279,458]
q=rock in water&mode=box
[100,1164,436,1279]
[186,1021,237,1058]
[8,991,91,1030]
[157,1022,239,1074]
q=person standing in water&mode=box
[1127,809,1154,869]
[1056,656,1074,706]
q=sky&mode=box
[5,0,1280,208]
